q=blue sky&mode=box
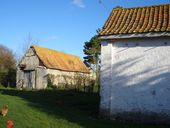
[0,0,169,59]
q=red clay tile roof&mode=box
[31,45,90,73]
[99,4,170,36]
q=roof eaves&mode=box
[99,32,170,40]
[47,67,90,74]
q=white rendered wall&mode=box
[100,37,170,118]
[100,42,112,116]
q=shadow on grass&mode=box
[0,88,113,128]
[0,88,169,128]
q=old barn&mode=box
[17,45,90,89]
[99,4,170,122]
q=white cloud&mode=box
[71,0,85,8]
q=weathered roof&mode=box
[31,45,89,73]
[99,4,170,36]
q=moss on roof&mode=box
[31,45,89,73]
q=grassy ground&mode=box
[0,87,169,128]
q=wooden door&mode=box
[24,71,35,88]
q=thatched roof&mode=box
[31,45,89,73]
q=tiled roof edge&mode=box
[99,32,170,39]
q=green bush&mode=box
[0,69,16,87]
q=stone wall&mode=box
[47,69,91,89]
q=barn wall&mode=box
[100,37,170,121]
[16,48,40,88]
[20,48,40,70]
[46,69,90,87]
[36,67,47,89]
[16,67,24,88]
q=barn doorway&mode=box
[24,70,35,88]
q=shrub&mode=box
[0,69,16,88]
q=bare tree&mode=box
[22,32,39,54]
[16,33,39,63]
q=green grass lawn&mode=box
[0,87,169,128]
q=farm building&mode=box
[99,4,170,122]
[17,45,90,89]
